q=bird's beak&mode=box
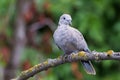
[69,20,72,25]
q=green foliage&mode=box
[21,47,43,65]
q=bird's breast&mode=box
[54,27,71,43]
[54,27,78,54]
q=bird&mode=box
[53,14,96,75]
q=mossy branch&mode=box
[13,50,120,80]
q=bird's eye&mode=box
[63,17,65,20]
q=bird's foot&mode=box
[62,54,69,60]
[62,53,74,62]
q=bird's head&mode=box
[58,14,72,26]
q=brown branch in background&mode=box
[71,62,83,80]
[13,50,120,80]
[26,12,56,53]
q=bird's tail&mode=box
[81,60,96,75]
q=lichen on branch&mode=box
[13,50,120,80]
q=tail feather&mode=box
[81,60,96,75]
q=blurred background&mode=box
[0,0,120,80]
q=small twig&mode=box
[13,50,120,80]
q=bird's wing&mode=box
[69,26,90,52]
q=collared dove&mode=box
[53,14,96,75]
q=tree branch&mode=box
[13,50,120,80]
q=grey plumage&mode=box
[53,14,96,75]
